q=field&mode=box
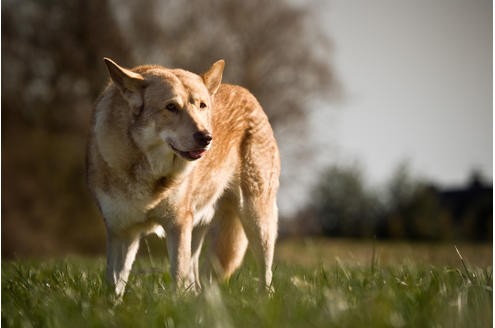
[2,238,492,327]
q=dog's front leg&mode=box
[166,220,193,290]
[106,231,140,297]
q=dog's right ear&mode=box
[103,58,147,112]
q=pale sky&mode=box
[278,0,492,216]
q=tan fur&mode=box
[87,58,280,296]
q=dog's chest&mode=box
[95,174,207,228]
[96,188,164,231]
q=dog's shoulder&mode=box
[214,84,272,132]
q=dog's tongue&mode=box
[187,149,206,159]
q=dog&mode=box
[86,58,280,296]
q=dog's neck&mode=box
[141,141,192,179]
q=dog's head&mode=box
[104,58,224,161]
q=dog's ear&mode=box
[103,57,147,112]
[202,60,225,95]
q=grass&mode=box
[2,239,492,327]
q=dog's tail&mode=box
[209,209,248,280]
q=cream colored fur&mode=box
[87,58,280,297]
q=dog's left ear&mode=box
[202,60,225,95]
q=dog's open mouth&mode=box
[169,144,207,161]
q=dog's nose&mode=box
[193,131,212,147]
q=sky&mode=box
[278,0,492,216]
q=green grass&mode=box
[2,241,492,327]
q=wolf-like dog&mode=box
[87,58,280,296]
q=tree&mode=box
[382,163,454,240]
[2,0,132,130]
[309,165,381,237]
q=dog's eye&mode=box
[199,102,207,109]
[166,103,178,113]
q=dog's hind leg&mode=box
[238,132,279,291]
[106,231,140,297]
[209,191,249,281]
[239,194,278,291]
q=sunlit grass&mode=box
[2,241,492,327]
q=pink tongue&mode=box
[188,150,205,158]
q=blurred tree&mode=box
[2,0,132,130]
[380,163,419,238]
[299,162,489,241]
[379,163,459,240]
[439,172,493,240]
[309,165,381,237]
[384,162,417,214]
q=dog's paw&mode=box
[266,284,276,297]
[258,281,275,296]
